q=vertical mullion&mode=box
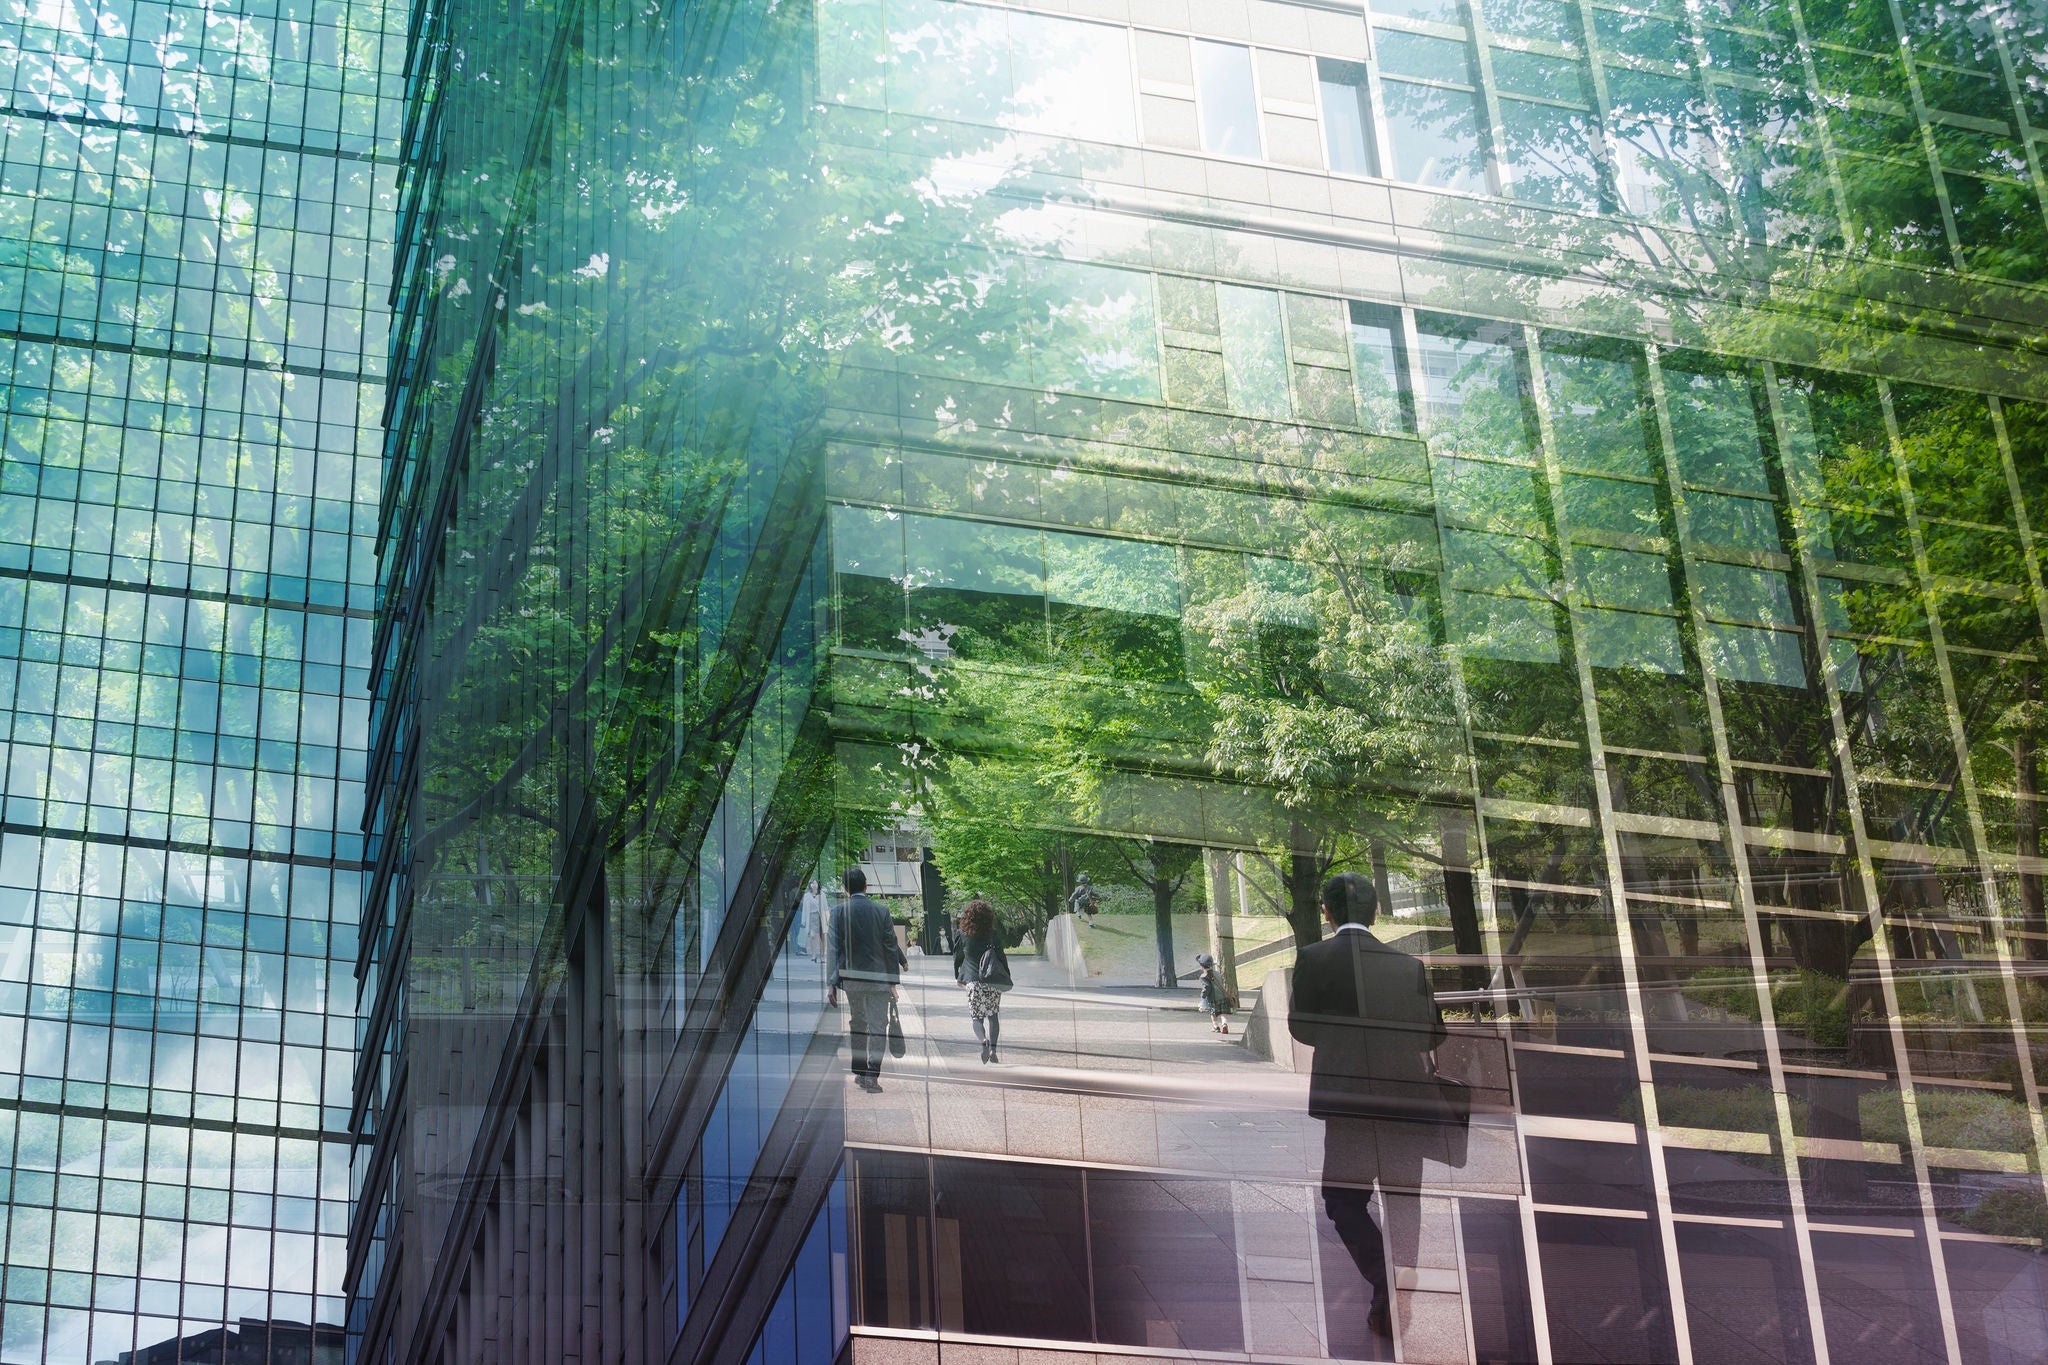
[1572,0,1625,214]
[1982,27,2048,244]
[1403,303,1507,1017]
[1362,16,1401,186]
[1408,304,1551,1365]
[1464,3,1513,199]
[1980,395,2048,1217]
[1523,323,1695,1365]
[1759,359,1965,1365]
[1877,377,2048,1270]
[1881,0,1966,266]
[1776,0,1857,237]
[1642,343,1833,1365]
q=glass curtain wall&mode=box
[361,0,2048,1361]
[0,1,400,1363]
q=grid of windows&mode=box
[819,265,2048,1357]
[817,0,2048,279]
[0,0,399,1361]
[362,0,2048,1359]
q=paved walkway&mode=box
[898,948,1265,1076]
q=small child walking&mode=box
[1195,953,1235,1034]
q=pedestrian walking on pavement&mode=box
[1067,872,1100,927]
[952,898,1012,1063]
[1288,871,1451,1349]
[799,879,826,959]
[1195,952,1235,1033]
[828,867,906,1092]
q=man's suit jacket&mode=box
[1288,928,1447,1121]
[831,893,906,989]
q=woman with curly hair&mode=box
[952,898,1013,1063]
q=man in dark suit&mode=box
[1288,870,1447,1344]
[827,867,906,1092]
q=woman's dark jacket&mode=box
[953,933,1013,990]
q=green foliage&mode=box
[1195,546,1465,861]
[1630,1084,1793,1135]
[1684,966,1767,1022]
[1858,1086,2037,1155]
[1951,1188,2048,1243]
[921,756,1081,949]
[1773,970,1851,1049]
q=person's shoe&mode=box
[1220,1022,1229,1034]
[980,1041,992,1063]
[988,1050,1000,1064]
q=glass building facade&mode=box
[0,0,400,1361]
[363,0,2048,1362]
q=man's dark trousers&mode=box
[845,986,891,1079]
[1321,1117,1430,1307]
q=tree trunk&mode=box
[1204,849,1240,999]
[1154,876,1177,989]
[1440,810,1485,991]
[1369,837,1393,920]
[1284,820,1324,947]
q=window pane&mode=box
[822,0,1139,142]
[1007,10,1137,143]
[1492,47,1588,102]
[1542,343,1655,477]
[1376,28,1478,84]
[1665,364,1772,495]
[1349,301,1414,433]
[1381,79,1488,190]
[1217,285,1292,419]
[1498,98,1601,210]
[1415,323,1531,456]
[931,1156,1090,1340]
[1483,0,1580,42]
[905,513,1045,662]
[1030,260,1160,400]
[1193,40,1262,157]
[1318,58,1378,176]
[1369,0,1467,22]
[1087,1173,1243,1351]
[882,0,1012,126]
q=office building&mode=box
[362,0,2048,1361]
[0,0,400,1362]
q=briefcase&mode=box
[1430,1068,1471,1168]
[886,999,907,1059]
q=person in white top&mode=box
[799,880,826,959]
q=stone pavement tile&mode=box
[1004,1087,1086,1159]
[1234,1179,1316,1260]
[1396,1288,1469,1365]
[845,1075,932,1149]
[1412,1195,1461,1272]
[1079,1093,1161,1166]
[1158,1108,1316,1182]
[935,1344,1019,1364]
[928,1079,1008,1155]
[850,1338,940,1365]
[1448,1120,1526,1197]
[1244,1277,1324,1357]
